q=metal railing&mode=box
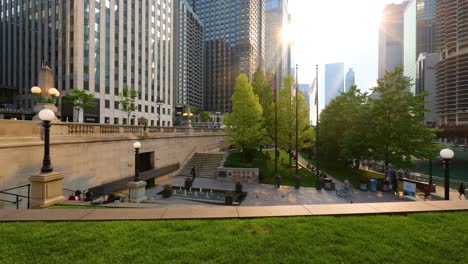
[0,184,31,209]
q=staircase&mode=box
[177,152,225,178]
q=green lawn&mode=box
[0,212,466,263]
[300,152,385,188]
[224,150,317,187]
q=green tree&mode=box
[224,74,268,161]
[277,75,315,166]
[368,67,440,169]
[199,111,210,122]
[62,89,95,122]
[252,67,274,141]
[319,86,370,162]
[118,87,138,124]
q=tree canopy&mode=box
[63,89,95,122]
[251,67,274,142]
[224,74,268,160]
[118,87,138,124]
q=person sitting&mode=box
[84,191,93,202]
[68,192,76,201]
[74,190,82,201]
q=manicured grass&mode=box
[0,212,466,263]
[300,152,384,188]
[224,150,316,187]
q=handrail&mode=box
[0,184,30,209]
[176,146,198,175]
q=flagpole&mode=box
[315,64,320,180]
[274,73,279,188]
[295,64,300,189]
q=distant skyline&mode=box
[288,0,406,122]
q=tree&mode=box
[277,75,315,166]
[199,111,210,122]
[319,86,370,162]
[368,67,440,169]
[252,67,274,141]
[62,89,95,122]
[118,87,138,124]
[224,74,268,161]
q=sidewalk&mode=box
[0,200,466,222]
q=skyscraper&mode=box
[265,0,289,86]
[345,68,355,91]
[191,0,265,112]
[416,53,439,126]
[0,0,174,126]
[404,0,436,91]
[435,0,468,126]
[174,0,204,111]
[378,1,408,79]
[325,63,344,106]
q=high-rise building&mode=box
[0,0,173,126]
[403,0,436,91]
[325,63,344,106]
[265,0,289,87]
[174,0,204,111]
[192,0,265,112]
[416,53,439,126]
[378,1,408,79]
[345,68,355,91]
[435,0,468,126]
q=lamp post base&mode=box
[128,181,147,203]
[28,171,65,208]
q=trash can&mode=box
[382,180,389,192]
[360,180,368,191]
[331,181,336,191]
[323,178,332,190]
[370,179,377,192]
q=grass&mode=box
[224,150,317,187]
[300,152,385,188]
[0,212,466,263]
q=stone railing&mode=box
[0,119,225,140]
[217,167,259,184]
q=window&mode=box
[105,100,110,108]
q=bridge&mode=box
[0,120,226,207]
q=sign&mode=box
[403,181,416,198]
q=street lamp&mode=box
[183,105,193,127]
[39,109,56,173]
[156,97,163,126]
[440,148,454,200]
[133,141,141,181]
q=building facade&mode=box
[0,0,174,126]
[416,53,439,125]
[174,0,204,111]
[265,0,289,87]
[325,62,344,106]
[378,1,408,79]
[345,68,355,91]
[191,0,265,112]
[403,0,436,91]
[435,0,468,126]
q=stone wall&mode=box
[0,120,226,201]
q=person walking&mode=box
[191,167,196,182]
[459,182,466,200]
[392,171,399,196]
[344,178,350,197]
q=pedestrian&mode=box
[191,167,196,182]
[459,182,466,200]
[344,178,350,196]
[423,184,430,201]
[392,171,399,196]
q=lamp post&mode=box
[440,148,454,200]
[183,105,193,127]
[156,97,163,126]
[39,109,56,173]
[133,141,141,181]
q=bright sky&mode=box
[288,0,405,121]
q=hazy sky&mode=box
[288,0,406,120]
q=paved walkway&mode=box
[0,200,467,222]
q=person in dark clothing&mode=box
[459,182,466,199]
[191,167,196,182]
[392,171,399,196]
